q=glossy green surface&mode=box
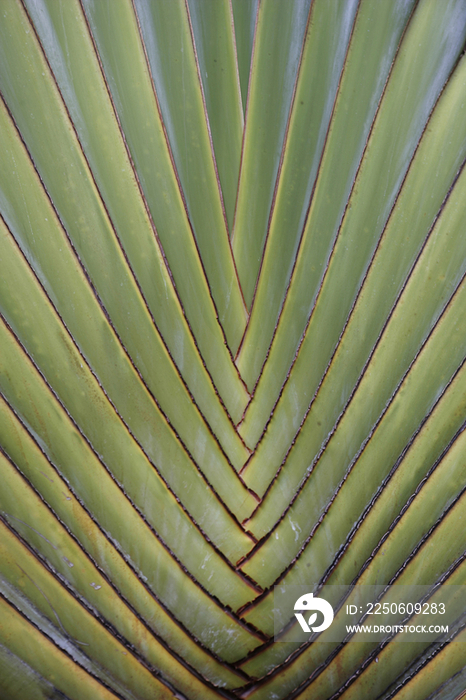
[237,0,416,400]
[244,334,466,627]
[1,0,466,696]
[231,0,258,116]
[288,493,466,700]
[241,463,466,695]
[232,0,312,307]
[241,153,466,588]
[0,518,178,700]
[0,644,65,700]
[0,214,256,555]
[18,0,249,430]
[241,0,466,474]
[0,395,246,689]
[337,574,466,699]
[242,50,466,512]
[236,0,360,388]
[0,451,235,699]
[0,320,262,653]
[187,0,243,232]
[385,628,466,700]
[0,105,255,538]
[24,0,249,438]
[0,593,125,700]
[130,0,247,353]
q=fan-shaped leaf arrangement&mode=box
[1,1,466,698]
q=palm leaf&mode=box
[1,0,466,698]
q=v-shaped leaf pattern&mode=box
[1,0,466,698]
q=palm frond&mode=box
[1,0,466,698]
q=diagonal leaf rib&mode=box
[235,0,362,384]
[0,514,207,700]
[2,0,466,695]
[238,387,466,677]
[185,0,243,235]
[0,447,251,698]
[0,319,266,663]
[0,591,128,700]
[238,0,449,446]
[241,204,466,586]
[0,35,258,521]
[231,0,312,309]
[21,0,250,460]
[242,52,466,521]
[0,306,263,618]
[0,111,257,543]
[130,0,248,355]
[241,0,466,482]
[230,0,258,119]
[239,456,466,694]
[0,393,252,689]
